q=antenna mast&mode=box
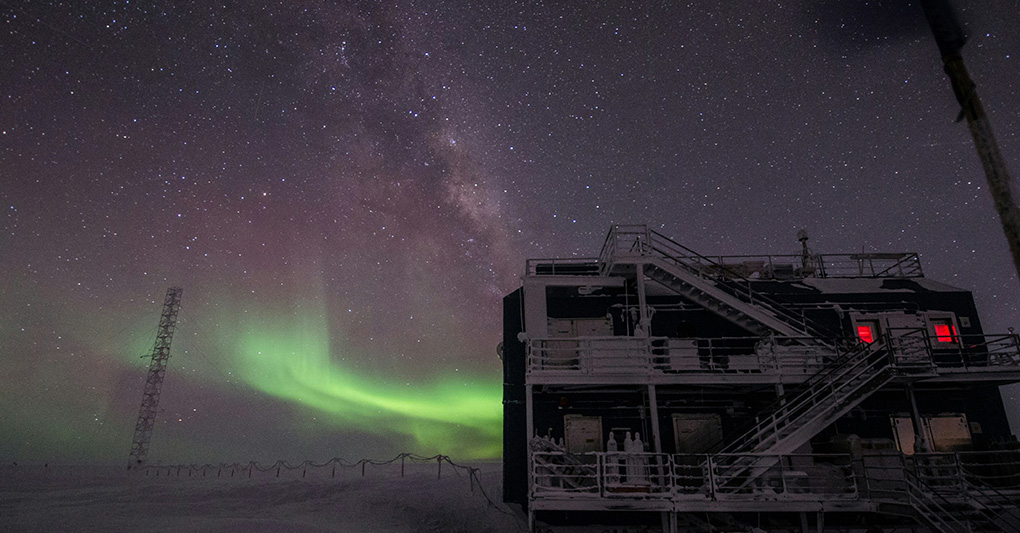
[128,287,183,468]
[920,0,1020,284]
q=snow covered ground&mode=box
[1,460,525,532]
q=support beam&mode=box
[635,264,650,336]
[526,383,535,497]
[648,384,662,454]
[907,384,932,453]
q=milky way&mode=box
[2,2,1019,463]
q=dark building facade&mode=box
[503,225,1020,532]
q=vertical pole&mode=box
[907,384,932,453]
[401,455,405,477]
[437,456,442,479]
[779,456,788,496]
[648,383,664,503]
[648,385,662,454]
[707,455,716,500]
[775,383,786,404]
[526,383,534,497]
[635,264,650,337]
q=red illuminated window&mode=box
[857,325,875,344]
[934,323,958,343]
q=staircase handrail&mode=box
[600,225,836,339]
[643,229,838,341]
[871,252,925,278]
[715,341,893,456]
[702,339,869,453]
[962,478,1020,533]
[903,468,977,533]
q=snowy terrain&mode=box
[1,460,525,532]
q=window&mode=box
[933,321,958,343]
[857,324,875,344]
[856,319,881,344]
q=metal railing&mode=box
[597,224,923,280]
[903,470,974,533]
[526,332,1020,379]
[601,225,838,340]
[526,335,845,376]
[531,452,857,502]
[715,341,897,456]
[910,451,1020,492]
[707,453,858,501]
[863,452,1020,533]
[530,451,1020,526]
[525,257,600,277]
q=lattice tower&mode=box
[128,287,183,468]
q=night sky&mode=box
[2,1,1019,464]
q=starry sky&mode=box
[2,1,1019,464]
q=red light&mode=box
[934,324,956,343]
[857,325,874,344]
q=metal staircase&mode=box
[961,480,1020,532]
[643,258,829,342]
[891,470,1020,533]
[912,473,1020,533]
[601,225,836,342]
[708,342,906,494]
[902,473,975,533]
[719,342,897,456]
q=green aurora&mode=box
[216,307,503,459]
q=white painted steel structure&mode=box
[514,225,1020,532]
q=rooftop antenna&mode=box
[797,229,811,273]
[128,287,183,469]
[920,0,1020,284]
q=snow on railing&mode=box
[888,329,1020,370]
[531,452,857,502]
[861,452,1020,532]
[524,257,600,277]
[908,451,1020,492]
[526,331,1020,378]
[596,224,923,279]
[533,450,1020,506]
[527,335,844,376]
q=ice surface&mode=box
[1,461,524,532]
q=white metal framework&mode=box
[511,225,1020,532]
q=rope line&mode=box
[136,453,519,518]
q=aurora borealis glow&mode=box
[3,2,1020,464]
[229,307,502,459]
